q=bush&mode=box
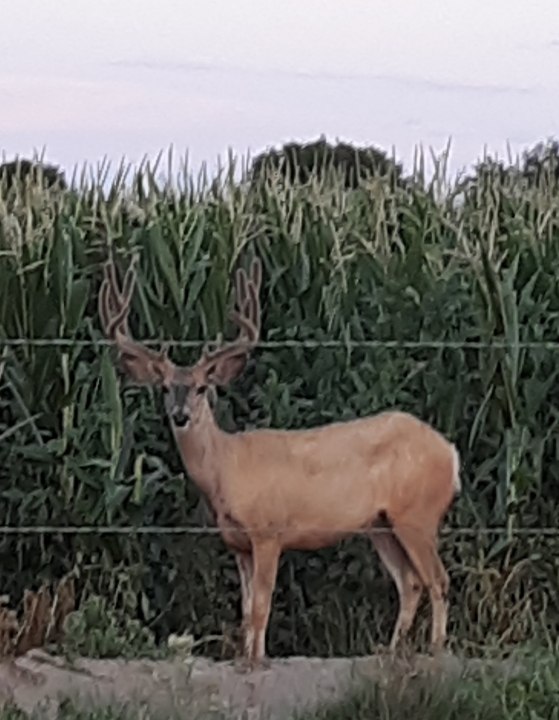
[0,158,67,190]
[250,137,405,188]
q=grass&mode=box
[301,647,559,720]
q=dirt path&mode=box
[0,650,509,719]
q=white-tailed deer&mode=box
[99,253,461,671]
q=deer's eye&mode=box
[196,385,207,396]
[162,386,170,395]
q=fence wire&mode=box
[0,525,556,538]
[2,337,559,350]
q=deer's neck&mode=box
[174,403,229,502]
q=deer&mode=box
[98,252,461,672]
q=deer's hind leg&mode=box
[391,521,449,654]
[370,529,424,653]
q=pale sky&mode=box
[2,0,559,181]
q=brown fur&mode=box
[99,254,461,670]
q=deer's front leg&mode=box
[245,540,280,670]
[234,551,253,633]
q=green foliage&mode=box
[1,146,559,659]
[61,594,161,660]
[250,136,405,188]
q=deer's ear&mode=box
[118,348,174,386]
[205,350,249,387]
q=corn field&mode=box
[1,151,559,659]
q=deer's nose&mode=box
[172,410,189,428]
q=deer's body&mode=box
[175,409,459,553]
[99,253,460,671]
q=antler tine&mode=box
[244,257,261,342]
[234,267,249,316]
[105,257,124,310]
[250,256,262,294]
[100,264,120,338]
[121,253,138,308]
[98,274,112,336]
[236,257,262,333]
[228,258,261,347]
[113,253,138,335]
[100,253,138,340]
[229,307,258,345]
[106,290,134,339]
[247,258,261,334]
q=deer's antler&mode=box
[197,257,262,385]
[99,253,175,385]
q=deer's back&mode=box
[221,410,457,546]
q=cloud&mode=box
[109,58,535,96]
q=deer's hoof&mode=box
[386,640,412,660]
[255,656,272,671]
[233,656,251,674]
[429,640,446,658]
[233,655,271,674]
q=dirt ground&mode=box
[0,650,514,720]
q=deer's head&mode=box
[98,253,262,431]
